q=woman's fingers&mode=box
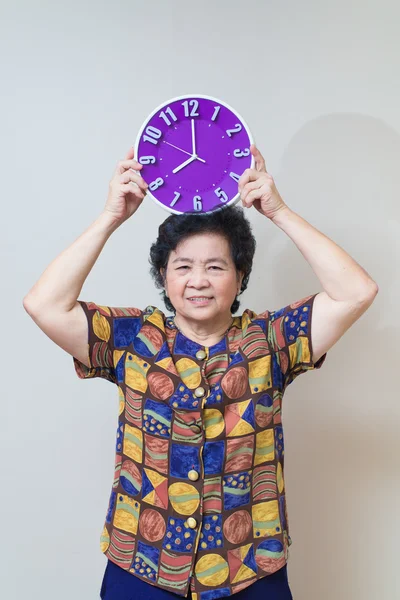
[241,188,260,208]
[116,159,143,175]
[124,147,135,161]
[121,159,143,171]
[251,144,267,173]
[120,169,148,192]
[120,183,146,199]
[240,180,259,200]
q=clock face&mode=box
[134,94,254,214]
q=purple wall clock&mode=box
[134,94,255,214]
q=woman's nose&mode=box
[186,267,210,288]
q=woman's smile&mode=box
[186,295,213,304]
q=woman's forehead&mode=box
[172,232,230,256]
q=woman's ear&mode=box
[237,271,244,294]
[160,268,167,293]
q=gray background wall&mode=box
[2,1,399,598]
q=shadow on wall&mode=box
[252,113,399,600]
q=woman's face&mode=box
[163,233,243,322]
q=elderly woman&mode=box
[23,145,378,600]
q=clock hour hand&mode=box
[172,155,197,174]
[163,140,206,164]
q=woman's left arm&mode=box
[238,145,379,364]
[270,207,378,363]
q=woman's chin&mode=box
[176,300,218,320]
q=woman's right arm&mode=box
[23,148,148,367]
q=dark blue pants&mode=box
[100,559,293,599]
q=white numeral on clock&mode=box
[233,148,250,157]
[193,195,202,211]
[149,177,164,191]
[159,107,178,126]
[229,172,240,183]
[182,100,199,117]
[226,123,242,137]
[143,126,162,145]
[211,106,221,121]
[170,192,181,207]
[139,156,156,165]
[215,188,228,203]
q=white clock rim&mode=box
[133,93,255,216]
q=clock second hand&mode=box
[163,140,206,164]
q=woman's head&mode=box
[149,206,256,320]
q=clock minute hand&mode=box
[191,120,207,166]
[163,141,192,157]
[163,140,206,164]
[172,155,197,174]
[191,119,196,156]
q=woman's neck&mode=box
[173,312,233,347]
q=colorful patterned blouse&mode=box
[73,293,326,599]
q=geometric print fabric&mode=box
[73,294,326,599]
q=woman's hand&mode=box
[103,147,148,225]
[238,145,287,220]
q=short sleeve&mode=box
[267,293,327,390]
[73,301,143,384]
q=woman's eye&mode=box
[176,265,221,271]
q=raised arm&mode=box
[269,207,378,363]
[23,148,148,367]
[238,145,379,363]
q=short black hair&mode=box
[149,205,256,314]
